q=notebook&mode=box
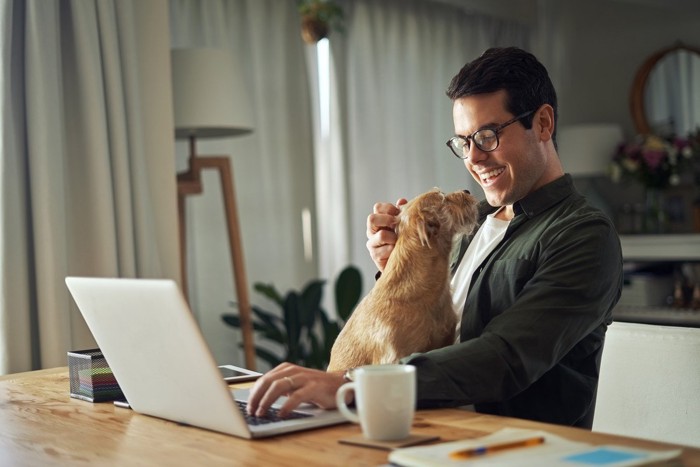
[65,276,347,439]
[388,428,682,467]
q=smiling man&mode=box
[247,47,623,428]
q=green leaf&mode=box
[301,280,325,308]
[223,313,270,332]
[284,292,302,360]
[284,292,302,342]
[254,283,284,306]
[224,312,285,343]
[251,306,283,330]
[299,280,325,329]
[323,320,341,357]
[255,347,283,368]
[260,328,286,344]
[252,306,287,344]
[317,309,329,326]
[221,314,241,328]
[335,265,362,322]
[307,334,325,369]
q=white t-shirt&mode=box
[450,210,510,342]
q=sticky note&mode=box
[563,447,647,465]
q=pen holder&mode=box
[67,348,124,402]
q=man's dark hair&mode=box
[446,47,558,146]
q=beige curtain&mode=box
[0,0,179,374]
[318,0,531,284]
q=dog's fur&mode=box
[327,188,479,371]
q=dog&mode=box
[327,188,479,371]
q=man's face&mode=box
[452,90,550,208]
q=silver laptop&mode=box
[65,276,347,439]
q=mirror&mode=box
[630,43,700,135]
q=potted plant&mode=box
[298,0,344,44]
[222,265,362,369]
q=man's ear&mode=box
[534,104,555,143]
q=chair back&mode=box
[593,321,700,447]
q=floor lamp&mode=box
[171,48,257,370]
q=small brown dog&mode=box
[327,188,479,371]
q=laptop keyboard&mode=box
[235,400,313,426]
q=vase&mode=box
[642,188,667,234]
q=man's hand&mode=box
[246,363,346,417]
[366,198,407,272]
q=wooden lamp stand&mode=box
[177,136,256,370]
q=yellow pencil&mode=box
[449,436,546,459]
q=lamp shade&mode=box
[557,124,624,176]
[172,48,253,139]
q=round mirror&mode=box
[630,43,700,135]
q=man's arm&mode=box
[404,214,623,406]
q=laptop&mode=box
[65,276,347,439]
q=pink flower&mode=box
[672,136,689,151]
[641,149,666,169]
[611,130,699,189]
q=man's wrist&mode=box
[342,368,356,383]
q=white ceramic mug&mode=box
[335,364,416,441]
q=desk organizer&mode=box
[67,348,124,402]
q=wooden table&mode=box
[0,368,698,465]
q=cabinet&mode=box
[613,234,700,327]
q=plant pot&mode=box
[301,16,329,44]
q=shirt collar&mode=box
[476,174,575,219]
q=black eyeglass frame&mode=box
[446,109,536,159]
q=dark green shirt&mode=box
[403,174,623,428]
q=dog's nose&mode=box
[462,189,471,195]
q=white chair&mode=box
[593,321,700,447]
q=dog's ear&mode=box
[417,212,440,247]
[400,189,445,247]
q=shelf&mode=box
[619,234,700,261]
[616,235,699,327]
[613,305,700,328]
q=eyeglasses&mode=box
[446,110,535,159]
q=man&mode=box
[247,47,622,428]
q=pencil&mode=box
[449,436,546,459]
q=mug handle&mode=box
[335,382,360,423]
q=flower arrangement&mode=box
[611,132,698,189]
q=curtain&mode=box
[0,0,178,374]
[169,0,317,367]
[322,0,530,286]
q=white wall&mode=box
[536,0,700,221]
[540,0,700,137]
